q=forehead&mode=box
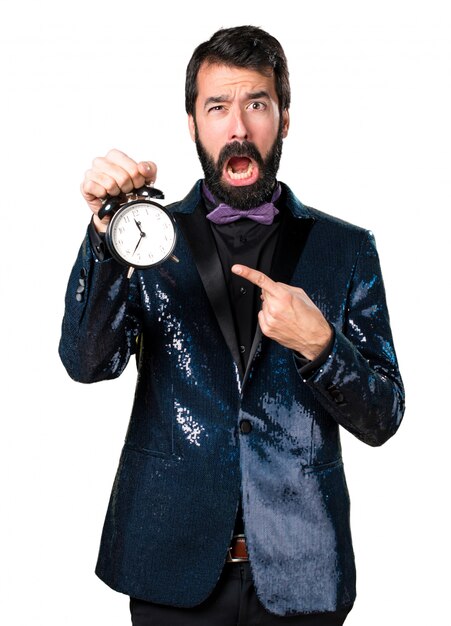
[195,62,278,102]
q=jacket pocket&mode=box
[301,456,343,475]
[123,442,180,461]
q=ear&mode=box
[188,114,196,142]
[281,109,290,138]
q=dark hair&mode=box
[185,25,290,116]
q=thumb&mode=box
[138,160,157,184]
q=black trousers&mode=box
[130,562,352,625]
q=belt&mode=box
[227,534,249,563]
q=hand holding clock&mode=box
[81,148,157,233]
[81,148,177,276]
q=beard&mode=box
[194,123,284,210]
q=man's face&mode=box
[188,63,289,209]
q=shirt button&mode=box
[239,235,247,243]
[239,287,247,295]
[239,345,246,354]
[239,420,252,434]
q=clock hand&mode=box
[132,232,145,255]
[134,219,146,236]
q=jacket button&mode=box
[328,388,345,404]
[239,419,252,434]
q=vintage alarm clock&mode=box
[98,186,178,278]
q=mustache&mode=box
[217,141,264,171]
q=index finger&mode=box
[231,264,280,295]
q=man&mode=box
[59,25,404,625]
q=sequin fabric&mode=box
[59,181,404,615]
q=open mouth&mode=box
[224,156,259,185]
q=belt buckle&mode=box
[227,534,248,563]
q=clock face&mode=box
[107,200,176,268]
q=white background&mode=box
[0,1,450,624]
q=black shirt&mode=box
[207,210,281,373]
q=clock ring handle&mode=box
[134,185,165,200]
[98,185,165,220]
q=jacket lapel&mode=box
[270,209,315,285]
[175,201,243,377]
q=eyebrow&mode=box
[203,90,271,109]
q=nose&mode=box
[228,107,249,141]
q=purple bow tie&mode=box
[204,184,281,226]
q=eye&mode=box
[248,101,267,111]
[207,105,225,113]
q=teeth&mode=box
[227,161,254,180]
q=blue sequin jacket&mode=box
[59,181,404,615]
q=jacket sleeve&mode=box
[299,230,405,447]
[58,230,142,383]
